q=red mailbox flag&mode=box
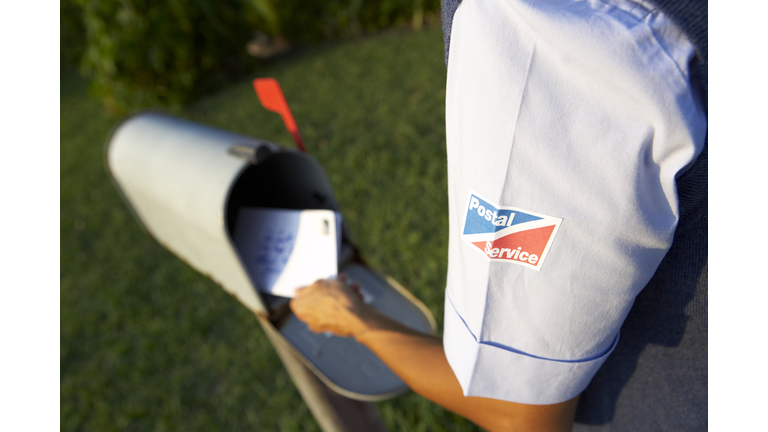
[253,78,306,152]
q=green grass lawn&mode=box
[61,26,481,431]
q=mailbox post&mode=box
[106,112,436,431]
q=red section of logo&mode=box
[471,225,556,266]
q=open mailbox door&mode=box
[106,112,436,402]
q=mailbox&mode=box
[106,111,436,401]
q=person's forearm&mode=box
[353,312,459,404]
[353,307,578,432]
[289,278,578,431]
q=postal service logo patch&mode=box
[461,191,562,271]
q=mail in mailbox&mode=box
[106,112,436,401]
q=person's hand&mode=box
[290,274,370,338]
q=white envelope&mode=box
[234,208,342,298]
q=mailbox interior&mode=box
[226,150,436,400]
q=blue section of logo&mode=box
[462,195,542,235]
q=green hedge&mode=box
[268,0,439,42]
[66,0,440,114]
[61,0,86,68]
[73,0,258,113]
